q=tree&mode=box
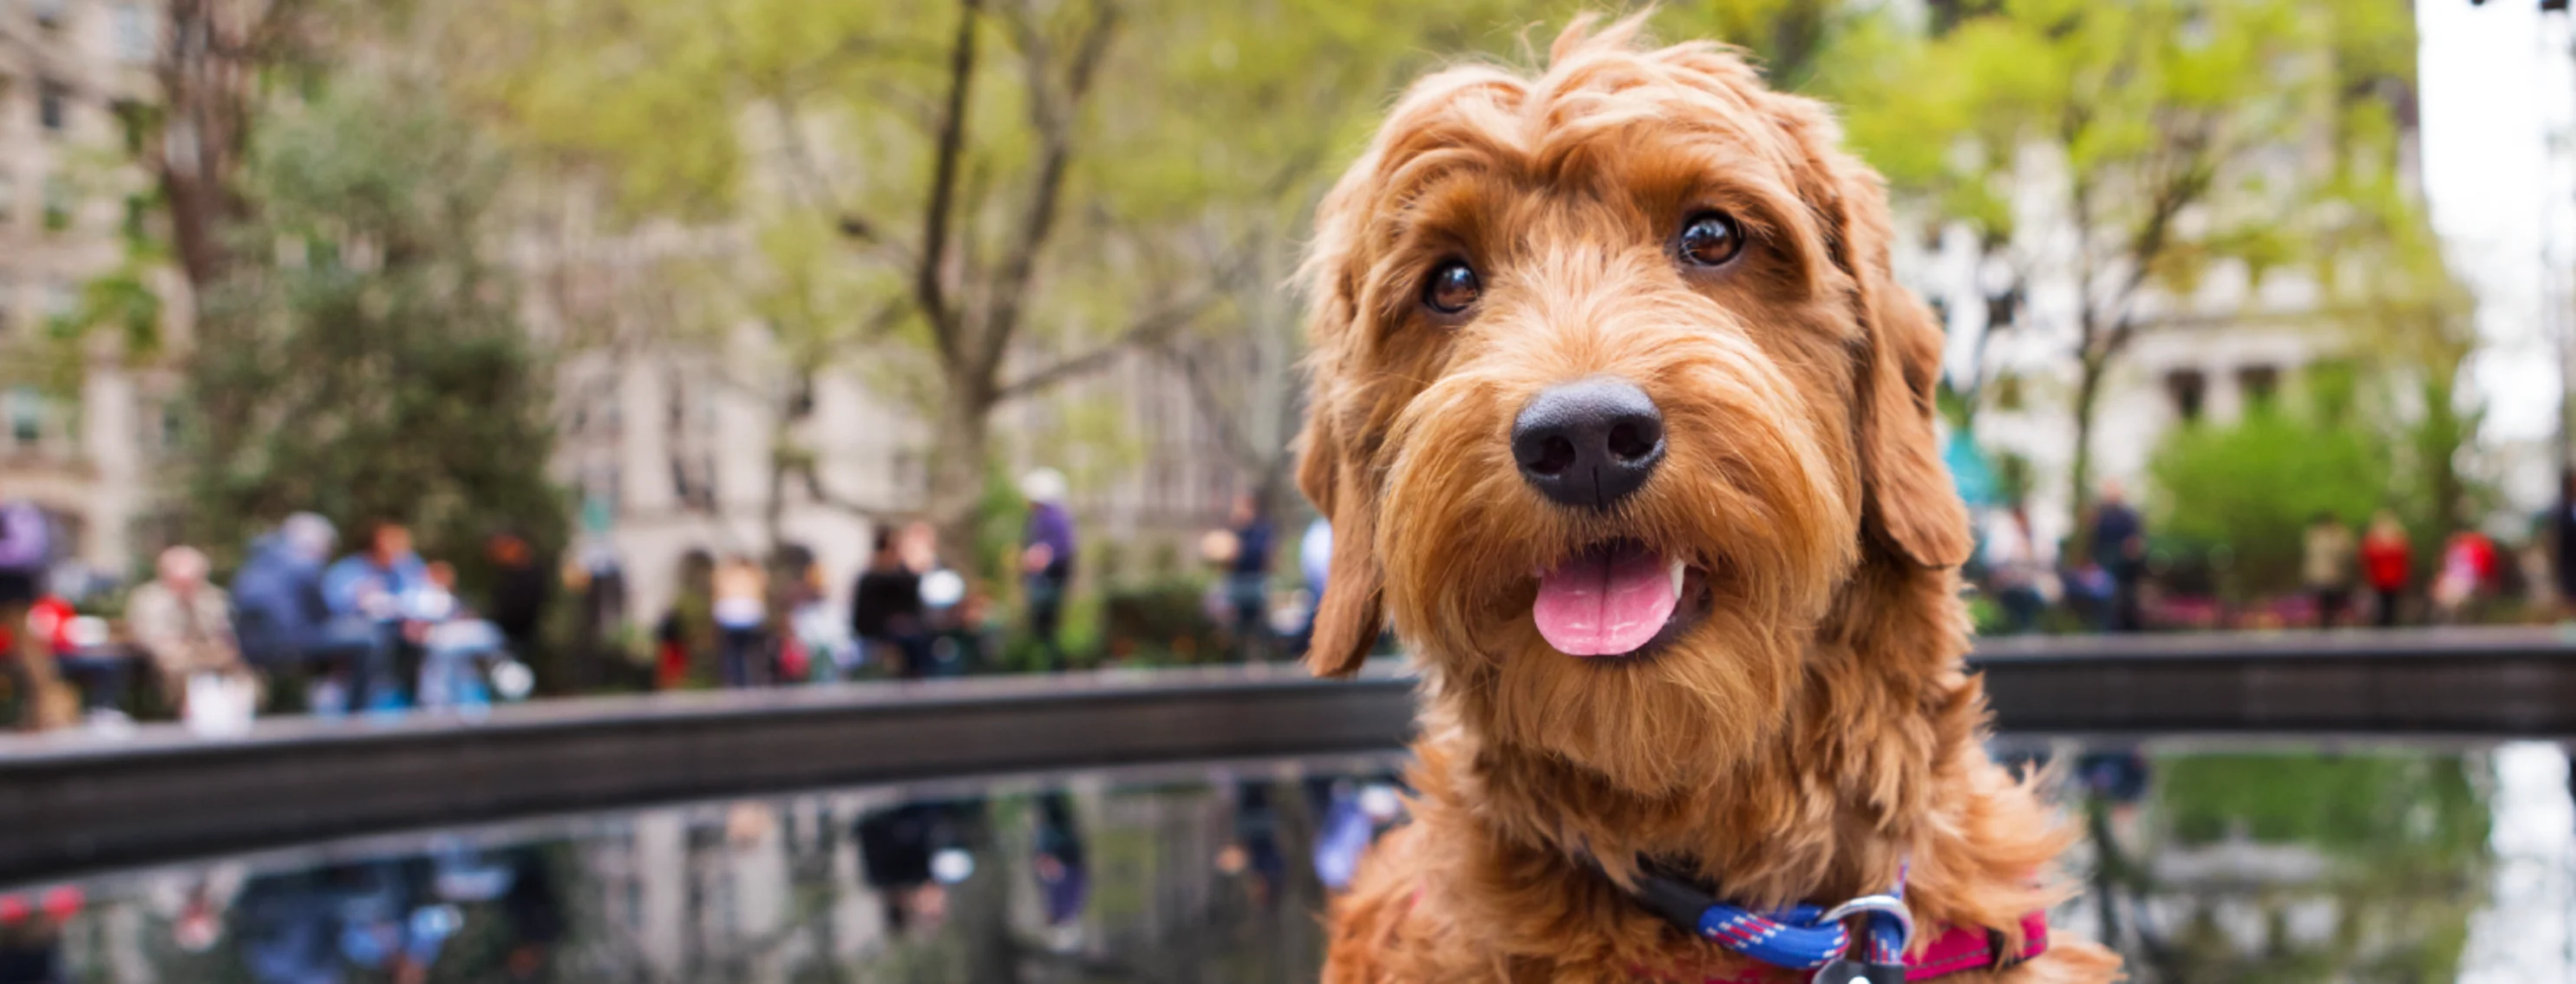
[180,77,565,566]
[1829,0,2425,522]
[2146,398,2390,600]
[139,0,345,293]
[458,0,1227,560]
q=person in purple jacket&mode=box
[1018,469,1076,672]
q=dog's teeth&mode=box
[1668,560,1685,597]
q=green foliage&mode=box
[179,77,566,568]
[2148,403,2389,600]
[1822,1,2426,515]
[1097,578,1221,665]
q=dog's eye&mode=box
[1676,212,1744,268]
[1422,260,1481,315]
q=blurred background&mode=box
[0,0,2566,699]
[4,0,2576,982]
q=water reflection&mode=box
[16,745,2572,983]
[2075,743,2494,981]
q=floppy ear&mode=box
[1295,409,1385,678]
[1811,122,1973,568]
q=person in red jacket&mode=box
[2358,510,2412,628]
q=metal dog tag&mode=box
[1810,959,1905,984]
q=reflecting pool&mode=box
[7,741,2571,983]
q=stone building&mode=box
[0,0,170,577]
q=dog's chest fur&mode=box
[1318,619,2121,984]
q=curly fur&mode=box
[1293,16,2122,984]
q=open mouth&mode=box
[1531,539,1708,659]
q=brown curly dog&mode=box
[1292,16,2122,984]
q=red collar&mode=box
[1638,911,2050,982]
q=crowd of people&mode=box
[22,462,2576,732]
[1974,478,2551,634]
[0,508,543,734]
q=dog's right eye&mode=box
[1422,260,1481,316]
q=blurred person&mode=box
[2432,526,2500,625]
[232,869,341,984]
[1018,469,1076,671]
[481,533,550,669]
[232,513,384,715]
[0,502,49,612]
[2360,510,2412,628]
[2087,481,2146,632]
[408,561,517,713]
[1311,777,1407,894]
[1218,493,1278,660]
[1030,791,1089,949]
[1298,516,1332,655]
[562,535,627,692]
[0,499,68,730]
[709,555,768,687]
[2300,512,2358,628]
[856,798,987,936]
[850,528,926,677]
[126,545,258,720]
[496,849,563,982]
[1981,504,2051,634]
[654,550,716,689]
[1301,516,1332,600]
[1223,781,1290,909]
[2558,469,2576,615]
[0,886,80,984]
[906,523,978,677]
[327,859,459,984]
[768,546,834,682]
[324,521,432,712]
[27,576,131,731]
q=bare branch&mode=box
[797,462,908,523]
[977,0,1118,381]
[910,0,984,364]
[1154,344,1266,471]
[992,298,1207,402]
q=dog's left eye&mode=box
[1676,211,1744,267]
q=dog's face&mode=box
[1298,22,1969,794]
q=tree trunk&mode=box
[2422,377,2467,535]
[763,438,791,559]
[2068,352,2109,551]
[928,371,997,578]
[762,369,818,558]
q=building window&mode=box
[2164,369,2207,423]
[41,175,70,231]
[44,279,76,331]
[8,388,43,449]
[114,3,156,63]
[2236,364,2279,410]
[37,79,68,135]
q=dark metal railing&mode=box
[3,626,2572,887]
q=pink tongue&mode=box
[1532,543,1677,657]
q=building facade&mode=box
[0,0,169,578]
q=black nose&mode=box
[1511,377,1664,511]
